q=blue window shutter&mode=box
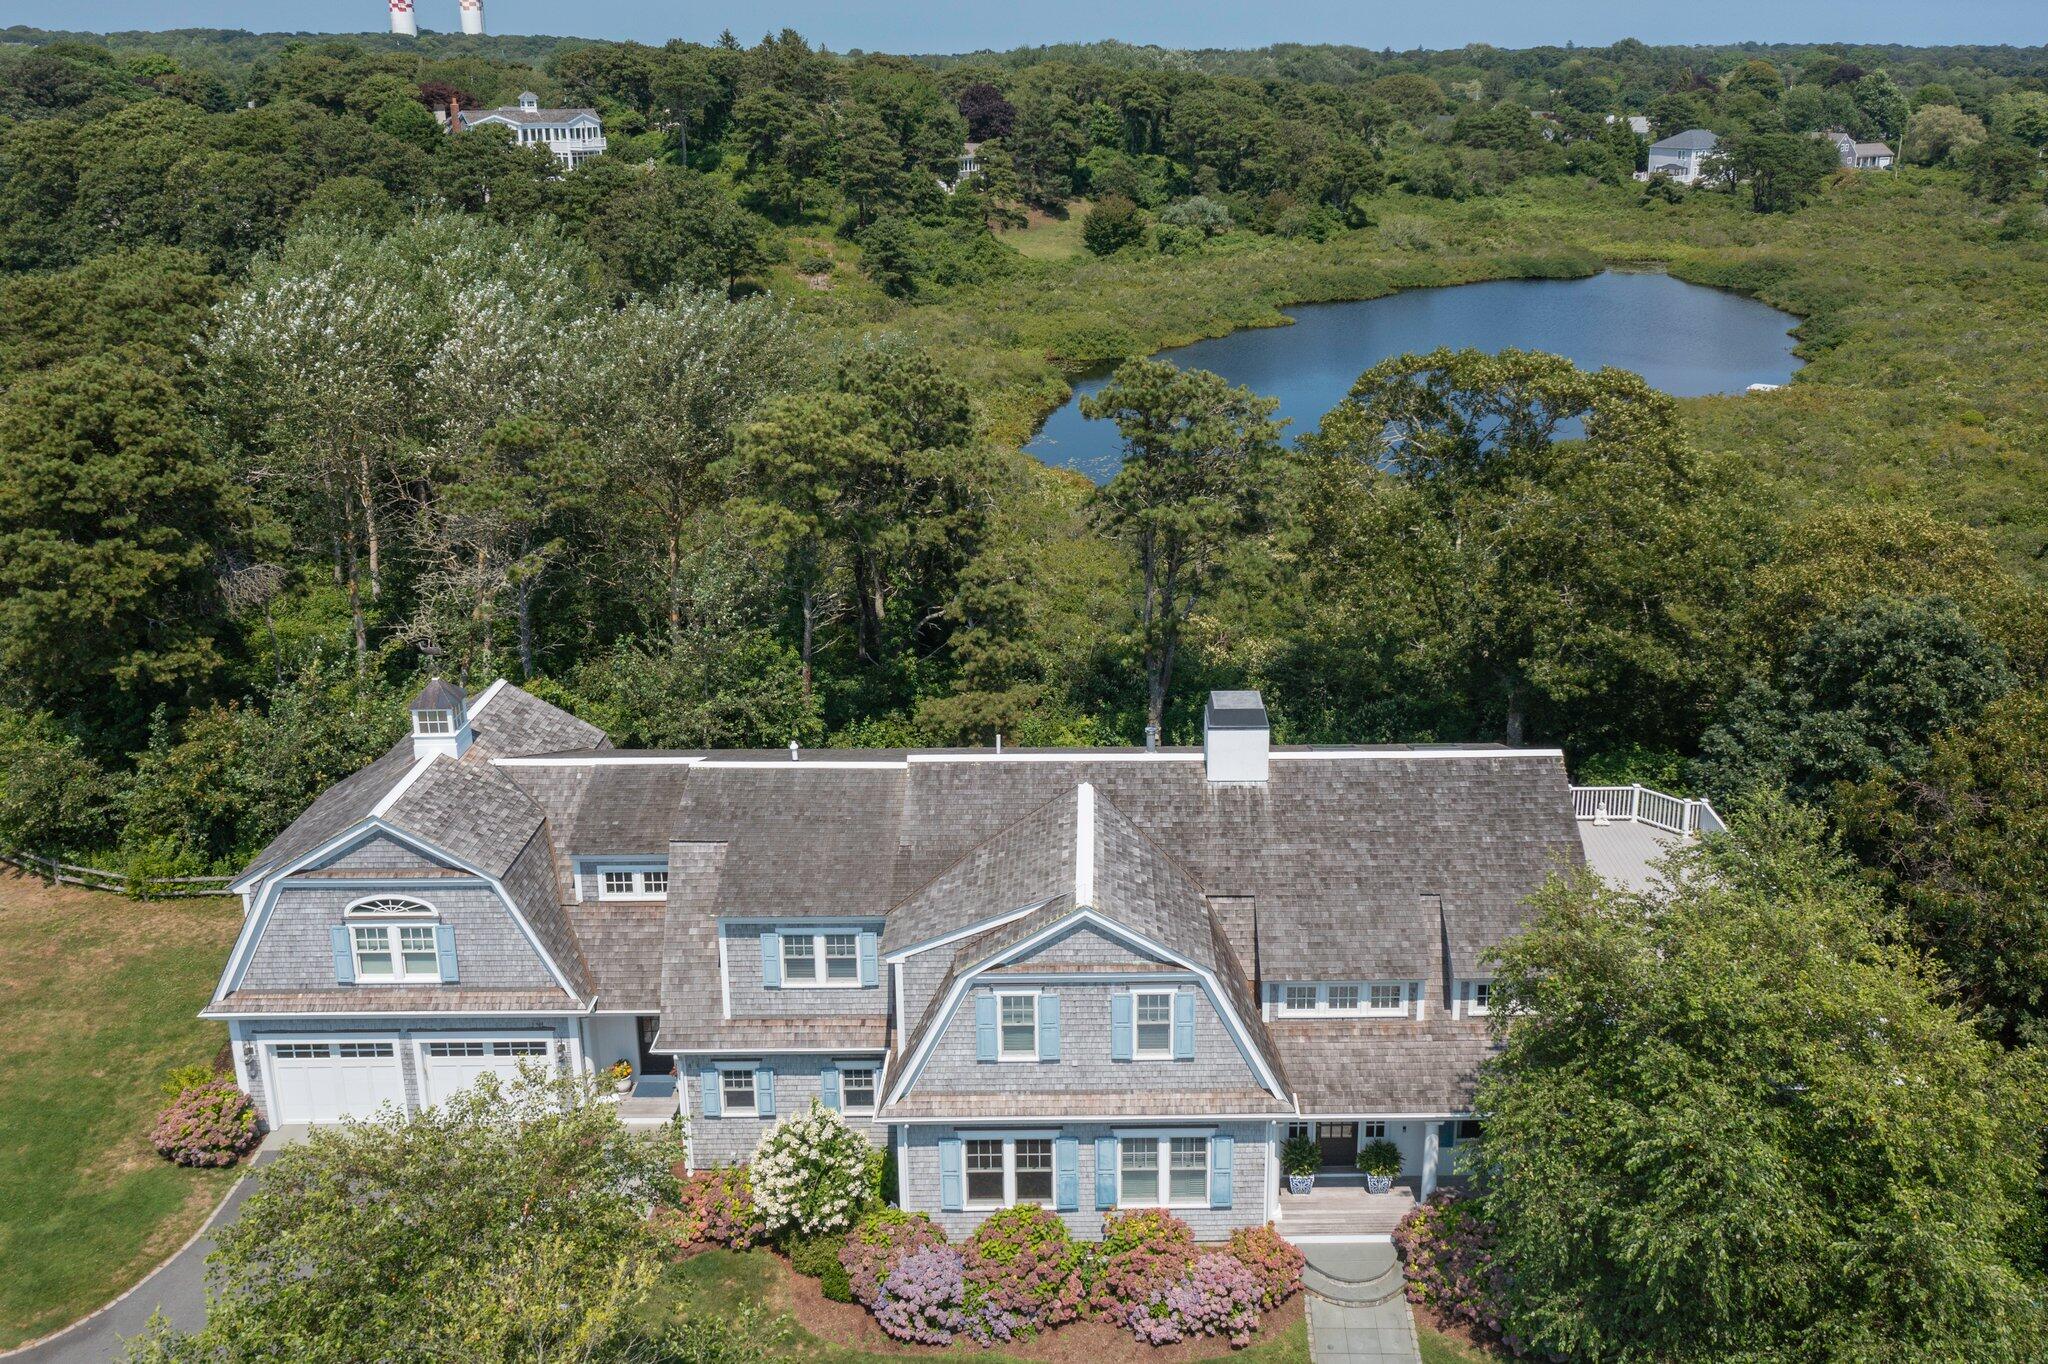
[330,925,355,984]
[760,931,781,988]
[1210,1134,1234,1209]
[1109,994,1133,1061]
[974,994,997,1062]
[1094,1136,1118,1209]
[700,1067,721,1118]
[819,1064,840,1111]
[756,1067,775,1118]
[939,1137,964,1211]
[858,930,879,988]
[1173,990,1196,1060]
[1054,1135,1080,1211]
[435,924,458,982]
[1038,994,1061,1061]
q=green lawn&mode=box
[997,202,1092,262]
[1416,1312,1508,1364]
[0,872,242,1347]
[643,1248,1311,1363]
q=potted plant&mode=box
[1356,1138,1401,1195]
[1281,1134,1320,1194]
[605,1060,634,1094]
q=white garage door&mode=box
[266,1040,405,1124]
[419,1039,552,1105]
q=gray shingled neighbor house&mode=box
[207,679,1710,1238]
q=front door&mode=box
[1316,1121,1357,1169]
[636,1016,669,1077]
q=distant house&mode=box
[941,141,983,193]
[1822,130,1894,170]
[1641,128,1720,184]
[1626,115,1651,137]
[458,91,606,169]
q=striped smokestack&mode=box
[388,0,417,36]
[458,0,484,35]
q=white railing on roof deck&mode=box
[1569,784,1724,837]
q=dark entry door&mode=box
[636,1016,668,1076]
[1316,1122,1357,1168]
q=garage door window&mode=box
[275,1043,329,1059]
[338,1042,394,1059]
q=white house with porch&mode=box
[457,91,606,168]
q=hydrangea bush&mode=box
[657,1166,766,1252]
[1226,1223,1306,1311]
[963,1205,1086,1331]
[1087,1208,1200,1321]
[150,1079,258,1167]
[750,1102,874,1236]
[841,1207,950,1306]
[1131,1252,1263,1347]
[1394,1192,1519,1352]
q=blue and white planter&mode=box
[1287,1173,1315,1195]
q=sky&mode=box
[23,1,2046,52]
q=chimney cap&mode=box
[410,676,465,712]
[1205,689,1268,731]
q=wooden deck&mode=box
[1276,1175,1421,1238]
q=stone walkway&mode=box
[1299,1242,1421,1364]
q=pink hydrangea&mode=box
[149,1080,257,1168]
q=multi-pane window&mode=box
[427,1040,487,1057]
[1120,1135,1213,1207]
[720,1069,756,1115]
[1361,1121,1387,1141]
[414,708,455,735]
[1168,1138,1210,1204]
[352,922,439,982]
[824,933,859,981]
[1134,991,1174,1057]
[1276,983,1409,1016]
[598,868,666,900]
[778,930,868,987]
[274,1043,329,1059]
[998,994,1038,1058]
[1014,1138,1054,1203]
[1119,1140,1160,1204]
[338,1042,394,1059]
[1468,981,1492,1015]
[840,1067,877,1114]
[965,1139,1006,1205]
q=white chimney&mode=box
[388,0,417,37]
[1203,690,1269,783]
[458,0,485,35]
[409,677,473,761]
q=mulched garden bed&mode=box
[766,1251,1306,1361]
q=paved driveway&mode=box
[8,1133,298,1364]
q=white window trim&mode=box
[838,1062,879,1116]
[716,1062,759,1116]
[994,990,1040,1061]
[1274,981,1411,1018]
[1114,1132,1213,1210]
[958,1131,1059,1209]
[779,930,864,989]
[595,867,668,902]
[1132,989,1176,1060]
[1463,979,1493,1018]
[349,920,441,984]
[344,894,437,917]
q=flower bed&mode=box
[1393,1191,1527,1357]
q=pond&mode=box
[1023,271,1804,483]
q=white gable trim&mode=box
[883,904,1286,1107]
[371,754,435,818]
[468,677,511,718]
[212,818,580,1003]
[880,897,1058,963]
[493,754,702,767]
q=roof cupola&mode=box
[409,676,472,760]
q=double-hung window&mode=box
[347,897,439,982]
[1467,980,1492,1016]
[965,1139,1006,1205]
[597,868,667,900]
[997,993,1038,1059]
[840,1065,877,1115]
[719,1068,757,1116]
[780,930,864,986]
[1118,1133,1213,1208]
[1133,991,1174,1058]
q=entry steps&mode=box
[1300,1242,1406,1308]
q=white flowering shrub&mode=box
[749,1101,874,1236]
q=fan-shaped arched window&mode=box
[346,895,437,918]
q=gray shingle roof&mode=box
[201,986,577,1017]
[675,764,908,922]
[458,105,601,128]
[1274,1016,1498,1113]
[1650,128,1719,152]
[470,685,608,759]
[567,901,665,1010]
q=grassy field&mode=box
[0,872,241,1348]
[797,172,2048,582]
[997,202,1094,262]
[643,1248,1312,1363]
[1415,1309,1507,1364]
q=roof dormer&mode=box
[409,677,472,760]
[517,91,539,112]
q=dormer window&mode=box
[345,896,443,982]
[1277,981,1411,1017]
